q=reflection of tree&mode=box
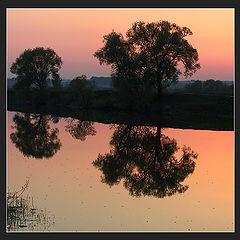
[65,119,96,141]
[10,113,61,159]
[93,125,197,198]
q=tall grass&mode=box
[7,177,55,232]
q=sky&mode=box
[7,8,234,81]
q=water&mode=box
[7,111,234,232]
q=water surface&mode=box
[7,111,234,232]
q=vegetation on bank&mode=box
[8,88,233,131]
[7,87,233,111]
[181,79,233,95]
[7,178,55,231]
[9,20,201,109]
[94,20,200,99]
[7,20,233,131]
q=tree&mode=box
[10,113,61,159]
[65,119,96,141]
[203,79,216,92]
[93,124,197,198]
[184,80,202,93]
[69,75,88,90]
[68,75,95,108]
[10,47,63,91]
[94,21,200,98]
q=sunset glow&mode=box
[7,8,234,81]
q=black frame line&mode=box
[0,1,239,240]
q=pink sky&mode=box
[7,8,234,81]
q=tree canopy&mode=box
[183,79,233,94]
[65,119,96,141]
[10,47,63,90]
[94,20,200,97]
[93,124,197,198]
[10,113,61,159]
[68,75,95,108]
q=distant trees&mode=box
[68,75,95,108]
[94,20,200,99]
[184,80,202,93]
[184,79,233,94]
[10,47,63,91]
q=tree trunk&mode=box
[157,87,162,98]
[156,73,162,98]
[155,126,162,166]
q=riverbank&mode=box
[7,89,233,131]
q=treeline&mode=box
[181,79,233,95]
[8,75,99,108]
[8,20,233,113]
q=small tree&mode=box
[10,47,63,91]
[65,119,96,141]
[94,20,200,98]
[69,75,95,108]
[184,80,202,93]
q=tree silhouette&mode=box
[94,20,200,98]
[10,113,61,159]
[10,47,62,91]
[65,119,96,141]
[68,75,95,108]
[93,125,197,198]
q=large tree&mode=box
[10,113,61,159]
[10,47,63,90]
[93,125,197,198]
[94,21,200,97]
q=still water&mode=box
[7,111,234,232]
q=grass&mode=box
[7,178,55,232]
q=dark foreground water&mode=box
[7,111,234,232]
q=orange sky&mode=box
[7,8,234,81]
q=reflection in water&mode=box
[93,125,198,198]
[65,119,96,141]
[10,113,61,159]
[7,178,55,232]
[7,111,234,231]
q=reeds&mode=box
[7,178,55,232]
